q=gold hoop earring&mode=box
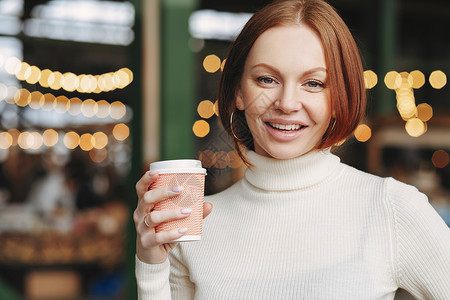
[230,111,240,141]
[330,118,336,132]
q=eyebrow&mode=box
[251,63,327,76]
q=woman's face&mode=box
[236,24,332,159]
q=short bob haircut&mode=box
[218,0,366,164]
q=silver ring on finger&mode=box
[144,213,151,228]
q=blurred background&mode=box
[0,0,448,299]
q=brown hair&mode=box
[217,0,366,164]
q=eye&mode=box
[257,76,276,85]
[304,80,325,92]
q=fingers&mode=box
[134,185,184,222]
[139,208,192,229]
[203,202,213,219]
[136,170,158,199]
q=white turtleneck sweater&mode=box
[136,150,450,300]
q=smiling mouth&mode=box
[266,122,306,132]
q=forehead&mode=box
[246,24,327,70]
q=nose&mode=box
[274,82,302,113]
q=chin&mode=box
[259,146,313,160]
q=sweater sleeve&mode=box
[135,256,171,300]
[386,178,450,299]
[168,245,195,299]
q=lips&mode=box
[267,122,304,131]
[262,120,307,142]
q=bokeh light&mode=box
[405,118,426,137]
[429,70,447,89]
[197,100,215,119]
[363,70,377,89]
[192,120,210,138]
[112,123,130,141]
[354,124,372,142]
[416,103,433,122]
[43,129,59,147]
[432,150,449,169]
[203,54,221,73]
[63,131,80,149]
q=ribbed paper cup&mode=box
[150,159,206,242]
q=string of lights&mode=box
[0,123,129,152]
[0,54,133,93]
[0,85,127,120]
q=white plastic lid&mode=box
[150,159,206,174]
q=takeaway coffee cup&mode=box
[150,159,206,242]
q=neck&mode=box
[244,149,340,191]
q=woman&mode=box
[134,0,450,299]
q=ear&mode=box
[235,87,245,111]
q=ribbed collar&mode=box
[244,149,341,191]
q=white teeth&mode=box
[269,122,301,130]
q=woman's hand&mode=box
[134,170,213,264]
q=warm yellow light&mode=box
[93,75,102,94]
[397,101,417,120]
[429,70,447,89]
[77,74,92,93]
[39,69,52,88]
[68,97,82,116]
[48,71,63,90]
[394,76,413,90]
[102,73,114,91]
[197,100,215,119]
[81,99,98,117]
[384,71,400,89]
[40,93,55,111]
[79,133,94,151]
[110,101,126,120]
[198,150,216,168]
[0,132,12,149]
[214,151,228,169]
[226,150,242,168]
[112,123,130,141]
[30,132,43,150]
[96,100,110,118]
[405,118,426,137]
[192,120,210,138]
[89,148,108,163]
[29,91,43,109]
[25,66,41,84]
[354,124,372,142]
[63,131,80,149]
[416,103,433,122]
[62,72,79,92]
[43,129,59,147]
[363,70,377,89]
[203,55,221,73]
[409,70,425,89]
[5,57,21,75]
[114,69,129,89]
[54,96,69,114]
[18,131,33,149]
[14,89,31,107]
[432,150,449,169]
[122,68,133,85]
[93,132,108,149]
[16,62,30,81]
